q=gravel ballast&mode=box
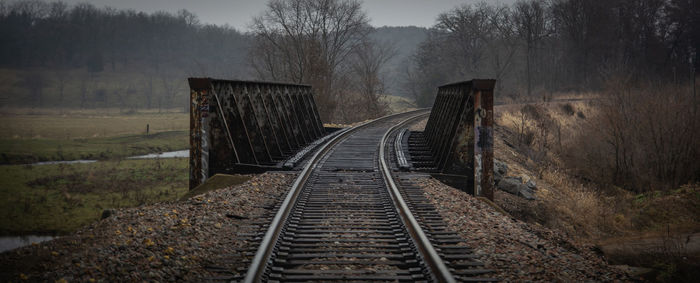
[0,172,295,282]
[418,177,630,282]
[2,166,632,281]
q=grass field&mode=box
[0,158,189,235]
[0,108,188,139]
[0,130,188,164]
[0,109,189,164]
[0,109,195,235]
[0,98,415,235]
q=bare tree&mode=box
[514,0,548,98]
[407,2,519,104]
[250,0,372,121]
[350,40,395,118]
[404,32,448,107]
[486,4,519,94]
[434,3,496,78]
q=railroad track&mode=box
[242,110,495,282]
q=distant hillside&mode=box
[0,1,253,109]
[0,0,428,109]
[370,26,430,97]
[371,26,430,62]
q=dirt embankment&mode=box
[413,100,700,281]
[490,102,700,281]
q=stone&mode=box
[526,179,537,190]
[518,187,536,200]
[498,177,524,195]
[494,160,510,185]
[495,159,508,176]
[497,177,535,200]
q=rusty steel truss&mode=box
[188,78,326,189]
[422,79,495,200]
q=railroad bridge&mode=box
[188,78,496,282]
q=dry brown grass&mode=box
[549,91,603,101]
[563,81,700,192]
[537,169,630,239]
[496,100,594,149]
[492,88,700,281]
[494,97,699,243]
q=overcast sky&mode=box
[59,0,516,31]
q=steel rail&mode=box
[243,109,426,283]
[395,128,410,170]
[378,113,457,283]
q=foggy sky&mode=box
[59,0,517,31]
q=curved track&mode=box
[243,111,493,282]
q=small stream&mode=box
[1,150,189,252]
[22,150,189,166]
[32,160,97,165]
[127,150,188,159]
[0,235,55,253]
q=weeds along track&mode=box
[241,111,496,282]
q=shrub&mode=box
[564,80,700,192]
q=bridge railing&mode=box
[188,78,325,189]
[423,79,495,200]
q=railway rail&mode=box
[241,110,496,282]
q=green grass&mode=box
[0,110,192,235]
[0,109,189,164]
[0,158,189,235]
[0,130,188,164]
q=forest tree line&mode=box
[404,0,698,192]
[0,0,251,110]
[407,0,699,107]
[0,0,424,118]
[1,0,698,116]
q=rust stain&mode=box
[424,79,495,200]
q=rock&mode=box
[101,209,116,219]
[494,160,509,185]
[498,177,523,195]
[494,173,504,185]
[495,159,508,176]
[497,177,535,200]
[518,187,536,200]
[526,180,537,190]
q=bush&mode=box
[564,80,700,192]
[514,104,560,168]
